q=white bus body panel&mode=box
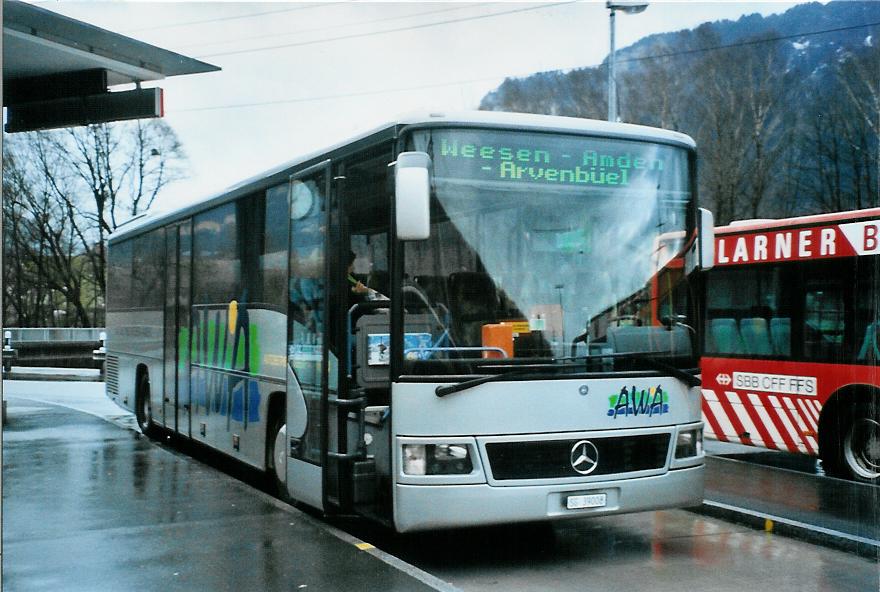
[390,377,704,532]
[393,378,701,435]
[107,306,287,471]
[394,467,703,532]
[106,309,163,414]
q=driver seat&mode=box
[447,272,498,346]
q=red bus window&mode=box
[804,285,845,361]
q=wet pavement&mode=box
[2,392,449,592]
[349,509,879,592]
[4,380,880,591]
[701,450,880,557]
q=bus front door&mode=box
[284,163,330,509]
[163,222,192,436]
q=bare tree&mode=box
[620,41,686,130]
[688,29,790,224]
[838,46,879,209]
[741,38,789,219]
[561,68,608,120]
[3,143,89,325]
[3,119,187,327]
[798,46,879,213]
[480,69,607,120]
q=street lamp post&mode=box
[606,1,649,122]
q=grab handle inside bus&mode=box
[395,151,431,240]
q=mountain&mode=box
[479,1,879,223]
[621,1,877,72]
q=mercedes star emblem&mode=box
[570,440,600,475]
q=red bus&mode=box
[701,208,880,483]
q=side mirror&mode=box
[686,207,715,273]
[395,152,431,241]
[698,207,715,270]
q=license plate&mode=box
[566,493,607,510]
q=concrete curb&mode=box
[690,500,880,560]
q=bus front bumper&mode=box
[393,464,704,533]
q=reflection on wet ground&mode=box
[715,449,823,473]
[706,455,880,547]
[2,398,440,592]
[5,389,880,592]
[336,509,879,592]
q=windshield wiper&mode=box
[608,352,701,389]
[434,351,700,398]
[435,363,565,397]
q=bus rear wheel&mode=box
[266,412,288,499]
[135,373,158,439]
[822,401,880,483]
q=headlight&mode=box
[675,427,703,459]
[402,443,474,475]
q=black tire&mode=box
[135,372,158,438]
[266,411,288,499]
[821,400,880,483]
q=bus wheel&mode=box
[135,373,158,439]
[841,401,880,483]
[823,401,880,483]
[267,412,288,498]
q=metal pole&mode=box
[608,7,617,122]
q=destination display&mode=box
[431,129,687,190]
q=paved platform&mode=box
[699,449,880,558]
[2,395,452,592]
[5,378,878,590]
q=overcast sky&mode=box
[37,1,805,213]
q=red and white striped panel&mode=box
[702,388,822,455]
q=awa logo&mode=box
[607,385,669,419]
[716,373,732,386]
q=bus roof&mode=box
[716,207,880,236]
[110,111,696,243]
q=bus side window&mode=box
[769,317,791,357]
[803,284,845,361]
[740,318,772,356]
[709,318,745,355]
[857,323,880,361]
[854,263,879,363]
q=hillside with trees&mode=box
[479,1,879,224]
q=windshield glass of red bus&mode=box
[401,127,694,371]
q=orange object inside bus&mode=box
[482,323,514,358]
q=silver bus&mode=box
[106,111,714,532]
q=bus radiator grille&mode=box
[105,355,119,396]
[485,433,671,480]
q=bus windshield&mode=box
[402,127,694,372]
